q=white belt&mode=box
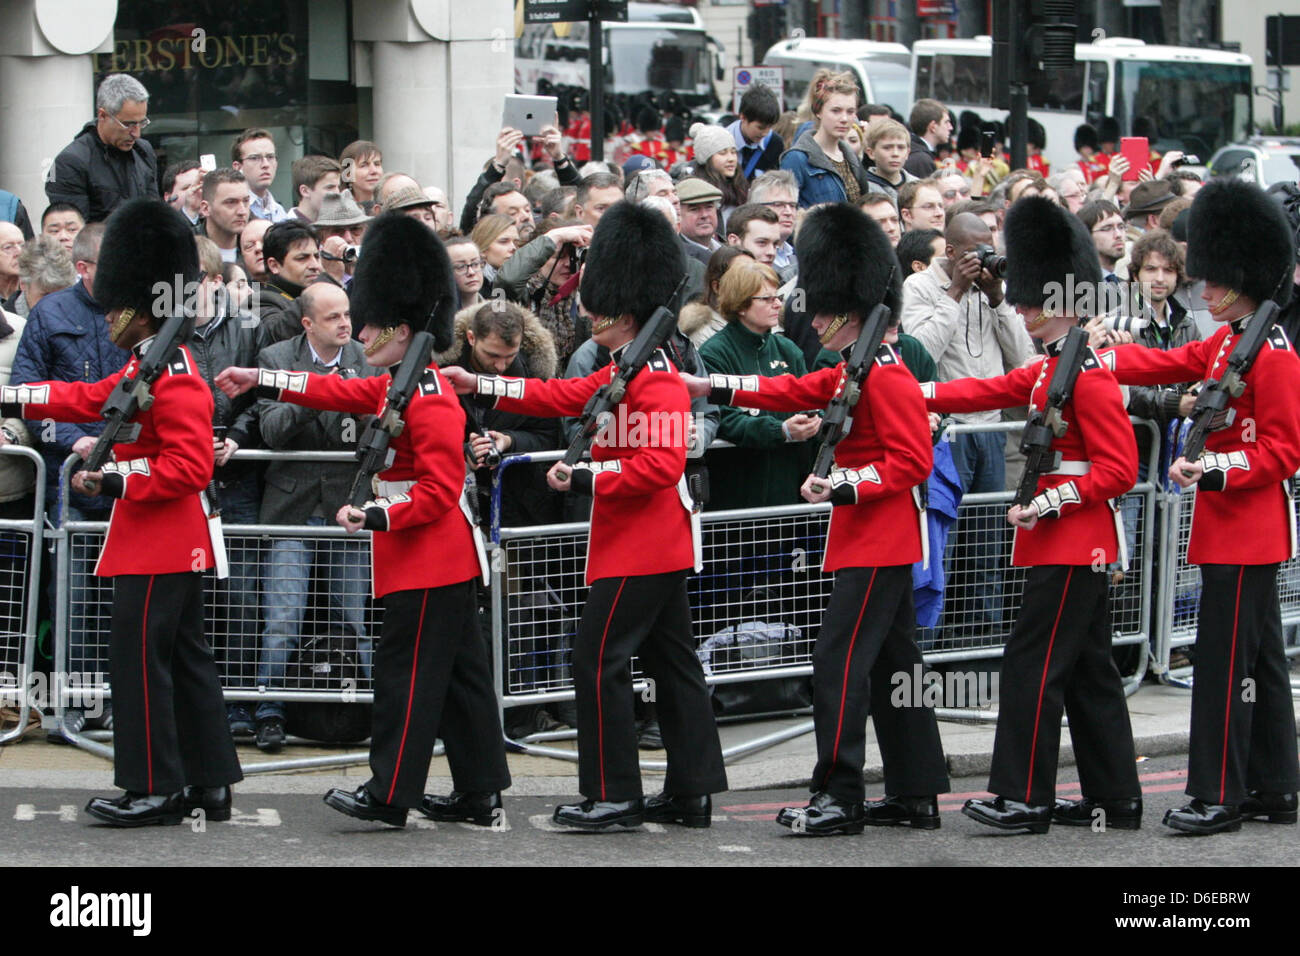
[372,477,416,498]
[199,489,229,580]
[676,475,703,573]
[1049,460,1090,477]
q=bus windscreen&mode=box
[1113,60,1251,159]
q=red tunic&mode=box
[478,349,693,584]
[709,346,930,571]
[922,345,1137,566]
[1108,322,1300,565]
[1,344,215,576]
[1026,153,1050,178]
[258,364,482,597]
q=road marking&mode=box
[229,808,281,826]
[718,844,752,853]
[14,804,78,822]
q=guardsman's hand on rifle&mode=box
[1169,455,1203,489]
[800,473,832,504]
[216,366,258,398]
[441,366,477,395]
[1007,502,1040,530]
[679,372,710,399]
[336,504,366,533]
[546,461,573,492]
[72,470,103,496]
[72,435,97,460]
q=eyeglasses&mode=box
[241,153,276,164]
[761,201,797,212]
[107,113,150,132]
[941,188,971,200]
[751,294,784,305]
[1092,223,1125,234]
[452,259,486,274]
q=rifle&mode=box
[1013,325,1089,508]
[347,329,436,508]
[562,277,687,467]
[1179,298,1281,474]
[807,301,893,493]
[84,308,195,472]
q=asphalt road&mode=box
[0,754,1289,868]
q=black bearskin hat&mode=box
[93,199,199,319]
[1004,195,1101,311]
[1027,118,1046,150]
[793,203,899,319]
[1188,179,1295,306]
[349,212,456,351]
[579,201,685,325]
[1074,123,1099,153]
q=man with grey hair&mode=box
[748,170,800,280]
[16,235,76,317]
[46,73,158,223]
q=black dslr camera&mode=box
[973,243,1007,279]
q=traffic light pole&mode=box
[1009,82,1028,172]
[589,5,604,161]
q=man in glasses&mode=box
[1078,200,1128,285]
[47,74,158,223]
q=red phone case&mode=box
[1120,137,1149,181]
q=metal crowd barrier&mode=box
[489,418,1161,767]
[0,446,45,745]
[1153,422,1300,693]
[49,451,380,772]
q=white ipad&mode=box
[503,95,557,137]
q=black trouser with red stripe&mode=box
[989,565,1139,806]
[575,571,726,801]
[811,565,949,804]
[365,579,511,808]
[108,573,242,795]
[1187,564,1299,805]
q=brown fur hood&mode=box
[677,300,727,348]
[435,302,559,379]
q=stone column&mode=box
[356,0,513,217]
[0,0,115,219]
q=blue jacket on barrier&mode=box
[10,280,130,516]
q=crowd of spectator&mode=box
[4,65,1297,746]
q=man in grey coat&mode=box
[246,283,380,752]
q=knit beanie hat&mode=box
[689,123,734,166]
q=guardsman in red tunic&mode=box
[923,196,1142,834]
[219,214,510,828]
[445,202,727,831]
[0,200,243,826]
[686,204,950,835]
[1107,180,1300,834]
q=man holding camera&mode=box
[900,211,1034,638]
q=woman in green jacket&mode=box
[699,260,820,511]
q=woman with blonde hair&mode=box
[698,260,818,510]
[469,214,520,295]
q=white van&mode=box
[762,38,913,116]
